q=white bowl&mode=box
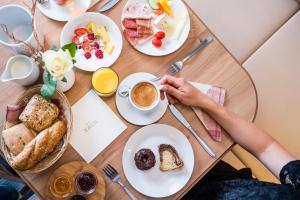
[60,12,123,72]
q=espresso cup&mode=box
[129,80,160,112]
[0,4,44,55]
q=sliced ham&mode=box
[136,19,151,28]
[122,18,138,29]
[137,26,153,35]
[123,29,138,46]
[124,28,140,38]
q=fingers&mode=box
[159,75,184,88]
[160,85,182,100]
[166,94,177,104]
[160,91,165,100]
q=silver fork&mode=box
[103,164,138,200]
[150,36,214,82]
[37,0,49,4]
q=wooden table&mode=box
[0,0,257,199]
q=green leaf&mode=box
[62,42,76,58]
[49,45,59,51]
[40,71,57,100]
[61,77,67,83]
[72,59,76,64]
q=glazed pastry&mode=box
[19,94,59,132]
[11,121,66,171]
[2,123,36,156]
[159,144,183,171]
[134,148,156,170]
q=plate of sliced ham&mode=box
[121,0,190,56]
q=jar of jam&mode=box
[50,174,73,198]
[75,171,98,195]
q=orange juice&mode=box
[50,174,73,198]
[92,68,119,97]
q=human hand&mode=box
[159,75,215,108]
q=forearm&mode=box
[201,100,295,177]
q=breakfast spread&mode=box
[159,144,184,171]
[131,82,158,109]
[134,148,156,170]
[72,22,115,61]
[122,0,189,51]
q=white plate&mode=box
[121,0,190,56]
[116,72,168,126]
[37,0,91,22]
[122,124,194,198]
[60,12,123,71]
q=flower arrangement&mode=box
[41,43,76,100]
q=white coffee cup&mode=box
[129,80,160,112]
[0,4,44,55]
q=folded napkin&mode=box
[191,82,226,142]
[70,90,127,163]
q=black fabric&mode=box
[183,160,300,200]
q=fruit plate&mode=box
[122,124,194,198]
[60,12,123,72]
[37,0,92,22]
[121,0,190,56]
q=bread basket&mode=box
[0,85,73,173]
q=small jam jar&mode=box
[75,171,98,195]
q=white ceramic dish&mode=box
[60,12,123,71]
[37,0,91,22]
[116,72,168,126]
[121,0,190,56]
[122,124,194,198]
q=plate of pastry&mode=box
[122,124,194,198]
[37,0,92,22]
[121,0,190,56]
[0,85,72,173]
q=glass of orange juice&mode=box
[92,68,119,97]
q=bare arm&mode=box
[160,75,296,178]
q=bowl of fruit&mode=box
[60,12,123,72]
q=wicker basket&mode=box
[0,85,73,174]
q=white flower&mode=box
[42,49,73,81]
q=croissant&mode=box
[11,120,66,171]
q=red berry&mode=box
[82,40,92,52]
[154,31,165,40]
[84,52,91,59]
[95,50,103,59]
[74,28,88,36]
[72,35,80,45]
[93,42,99,49]
[152,38,162,48]
[87,33,95,41]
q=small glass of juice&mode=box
[50,174,73,198]
[92,68,119,97]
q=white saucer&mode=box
[37,0,91,22]
[116,72,168,126]
[122,124,194,198]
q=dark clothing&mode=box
[183,160,300,200]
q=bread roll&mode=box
[11,121,66,171]
[19,94,59,132]
[2,123,36,156]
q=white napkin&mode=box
[70,90,127,163]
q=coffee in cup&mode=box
[129,81,160,111]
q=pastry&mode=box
[19,94,59,132]
[134,148,156,170]
[2,123,36,156]
[159,144,184,171]
[11,120,66,171]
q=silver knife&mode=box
[169,104,216,157]
[98,0,120,12]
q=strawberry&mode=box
[74,28,88,36]
[93,42,99,49]
[72,35,80,45]
[84,52,91,59]
[82,40,92,52]
[95,50,103,59]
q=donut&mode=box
[134,148,156,170]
